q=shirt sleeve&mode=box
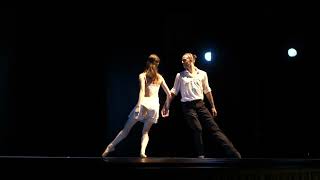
[171,73,181,95]
[202,71,212,94]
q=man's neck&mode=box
[187,65,196,74]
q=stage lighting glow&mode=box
[204,52,212,61]
[288,48,297,57]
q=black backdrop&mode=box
[1,5,320,158]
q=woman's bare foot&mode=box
[102,144,115,157]
[140,153,147,158]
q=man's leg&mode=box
[182,102,204,157]
[196,101,241,159]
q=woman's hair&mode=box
[145,54,160,84]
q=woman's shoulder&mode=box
[139,72,146,78]
[157,73,164,79]
[156,73,164,84]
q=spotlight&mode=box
[288,48,297,57]
[204,52,212,61]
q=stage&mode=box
[1,156,320,179]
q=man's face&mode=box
[181,54,193,70]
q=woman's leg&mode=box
[140,120,153,158]
[102,117,138,157]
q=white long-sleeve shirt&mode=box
[171,67,212,102]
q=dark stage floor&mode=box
[1,156,320,178]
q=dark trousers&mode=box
[181,99,241,158]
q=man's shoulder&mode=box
[195,67,206,73]
[178,70,187,76]
[196,68,207,76]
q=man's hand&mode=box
[211,107,217,117]
[161,106,170,118]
